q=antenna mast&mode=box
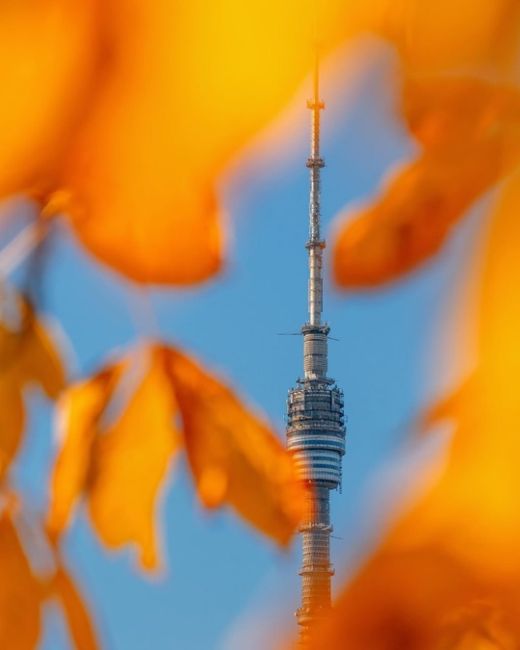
[307,50,325,327]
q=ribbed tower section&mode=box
[286,54,346,648]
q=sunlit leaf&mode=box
[366,0,520,77]
[87,350,180,570]
[0,297,65,479]
[306,175,520,648]
[47,364,122,538]
[0,0,98,199]
[0,511,43,650]
[163,346,306,546]
[49,343,305,567]
[0,507,99,650]
[48,351,178,569]
[51,565,100,650]
[52,0,350,284]
[305,549,520,650]
[333,79,520,287]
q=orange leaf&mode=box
[15,298,66,400]
[372,0,520,77]
[163,346,306,546]
[54,0,350,285]
[87,350,180,570]
[47,364,121,538]
[306,550,520,650]
[0,297,65,479]
[0,511,43,650]
[48,350,179,570]
[49,343,304,563]
[0,377,25,481]
[51,565,100,650]
[305,176,520,649]
[333,79,520,287]
[0,0,98,199]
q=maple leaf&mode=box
[332,1,520,288]
[87,353,180,570]
[47,363,123,537]
[0,296,65,479]
[0,510,43,650]
[0,506,99,650]
[333,79,520,287]
[48,349,178,570]
[0,0,352,285]
[162,346,306,546]
[48,344,305,569]
[0,0,98,200]
[50,565,100,650]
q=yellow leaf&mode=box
[0,378,25,480]
[47,365,121,538]
[0,0,98,199]
[87,350,180,570]
[48,351,179,570]
[370,0,520,78]
[15,298,66,400]
[54,0,350,285]
[305,175,520,648]
[333,79,520,287]
[49,343,305,564]
[0,297,65,479]
[0,511,43,650]
[163,346,306,546]
[306,550,520,650]
[51,565,100,650]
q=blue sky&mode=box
[10,39,483,650]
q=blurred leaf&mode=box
[367,0,520,77]
[330,0,520,288]
[0,507,99,650]
[48,351,177,570]
[0,297,65,479]
[0,0,98,198]
[51,565,100,650]
[306,175,520,648]
[87,350,180,570]
[47,364,122,537]
[333,79,520,287]
[163,346,306,546]
[53,0,353,285]
[48,343,305,566]
[0,511,43,650]
[306,549,520,650]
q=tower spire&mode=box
[286,52,346,648]
[306,49,325,327]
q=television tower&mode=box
[286,52,346,647]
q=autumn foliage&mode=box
[47,345,304,570]
[1,1,520,649]
[332,1,520,287]
[0,297,64,479]
[0,0,352,285]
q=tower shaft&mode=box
[286,53,346,648]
